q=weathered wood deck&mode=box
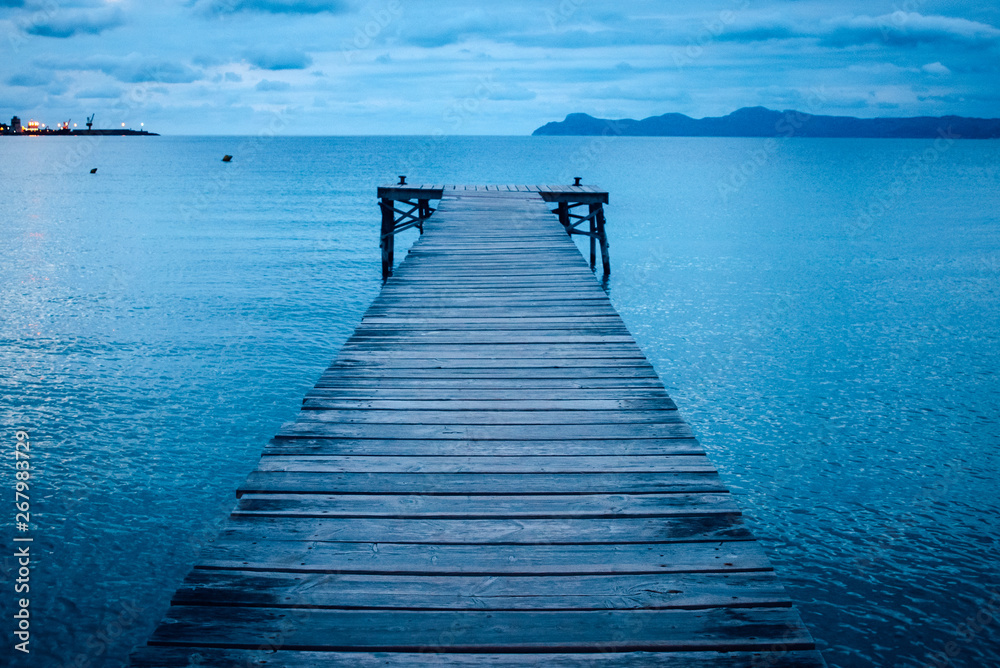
[130,186,825,666]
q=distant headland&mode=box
[532,107,1000,139]
[1,115,158,136]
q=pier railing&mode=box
[376,179,443,280]
[376,181,610,280]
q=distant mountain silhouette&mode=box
[532,107,1000,139]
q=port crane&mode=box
[86,114,94,131]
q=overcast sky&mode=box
[2,0,998,134]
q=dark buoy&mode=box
[90,168,98,174]
[222,155,233,162]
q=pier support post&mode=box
[596,204,610,277]
[556,202,570,234]
[543,190,611,278]
[588,204,598,271]
[376,185,443,281]
[380,197,395,280]
[418,199,430,234]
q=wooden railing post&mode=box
[596,204,610,277]
[557,202,570,234]
[588,203,599,271]
[418,199,429,234]
[380,197,395,281]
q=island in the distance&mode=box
[532,106,1000,139]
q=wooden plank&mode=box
[213,516,752,546]
[199,537,766,572]
[356,320,630,329]
[338,342,643,352]
[377,186,444,200]
[370,297,614,307]
[309,379,670,390]
[234,491,736,516]
[251,455,705,473]
[147,607,815,652]
[337,345,644,354]
[237,471,723,495]
[262,438,705,457]
[317,368,661,379]
[325,362,655,373]
[302,388,673,400]
[172,569,791,610]
[298,399,677,411]
[131,648,828,667]
[335,351,645,362]
[286,409,685,426]
[329,352,651,362]
[373,290,613,298]
[276,423,696,440]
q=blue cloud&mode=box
[34,54,203,84]
[111,59,203,84]
[255,79,291,91]
[192,54,224,67]
[715,24,798,43]
[822,13,1000,48]
[75,86,125,99]
[244,47,313,70]
[487,84,536,101]
[26,8,124,38]
[7,72,51,87]
[716,13,1000,49]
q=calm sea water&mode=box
[1,136,998,667]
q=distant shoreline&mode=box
[533,107,1000,139]
[1,130,159,136]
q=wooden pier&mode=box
[130,185,825,667]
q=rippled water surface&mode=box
[1,136,998,667]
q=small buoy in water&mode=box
[222,155,233,162]
[90,168,98,174]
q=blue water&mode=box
[1,136,998,667]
